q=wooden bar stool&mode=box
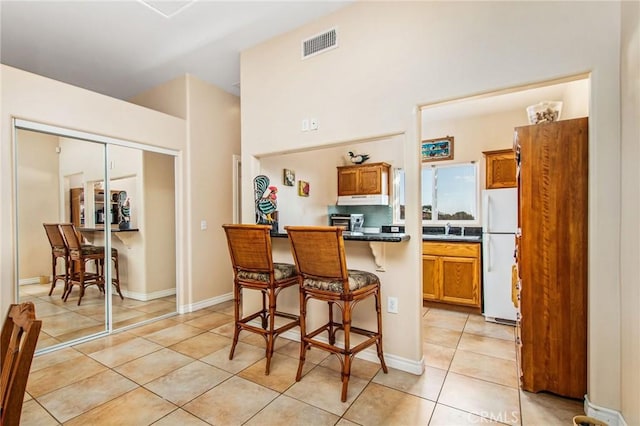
[286,225,388,402]
[222,224,300,375]
[42,223,69,297]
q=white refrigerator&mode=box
[482,188,518,323]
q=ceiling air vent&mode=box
[302,28,338,59]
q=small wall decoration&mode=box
[254,175,278,226]
[421,136,454,162]
[283,169,295,186]
[298,180,310,197]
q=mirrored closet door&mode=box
[14,121,178,352]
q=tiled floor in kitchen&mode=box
[21,302,584,425]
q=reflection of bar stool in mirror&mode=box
[286,226,388,402]
[58,224,123,305]
[42,223,69,297]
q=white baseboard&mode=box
[178,292,233,314]
[122,288,176,302]
[261,322,425,376]
[19,276,46,285]
[585,395,628,426]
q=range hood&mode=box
[336,195,389,206]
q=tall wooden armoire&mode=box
[514,117,588,399]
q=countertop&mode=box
[78,227,139,233]
[271,231,410,243]
[422,234,482,242]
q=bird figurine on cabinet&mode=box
[254,175,278,224]
[348,151,370,165]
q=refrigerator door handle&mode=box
[485,234,491,272]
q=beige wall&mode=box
[16,130,60,280]
[143,151,176,294]
[1,65,187,317]
[240,0,625,418]
[620,1,640,425]
[130,74,241,309]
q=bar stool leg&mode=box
[112,253,124,299]
[229,283,242,360]
[265,289,277,375]
[296,292,308,382]
[374,288,388,373]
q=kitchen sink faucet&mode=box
[445,222,451,235]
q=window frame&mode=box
[393,161,479,226]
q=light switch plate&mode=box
[387,297,398,314]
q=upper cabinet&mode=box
[336,162,390,205]
[483,149,517,189]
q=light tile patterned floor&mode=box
[21,303,584,425]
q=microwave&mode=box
[329,214,351,230]
[329,214,364,232]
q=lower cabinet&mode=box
[422,242,481,308]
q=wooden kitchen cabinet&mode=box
[483,149,517,189]
[337,162,390,196]
[514,117,588,399]
[422,241,481,309]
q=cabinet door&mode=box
[485,150,517,189]
[337,168,359,195]
[422,255,439,300]
[440,256,479,307]
[516,117,588,398]
[358,166,383,194]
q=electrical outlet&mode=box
[387,296,398,314]
[310,118,319,130]
[200,220,207,230]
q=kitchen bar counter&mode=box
[422,234,481,242]
[271,231,410,243]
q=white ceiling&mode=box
[0,0,351,100]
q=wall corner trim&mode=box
[585,395,628,426]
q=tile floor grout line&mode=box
[23,303,583,425]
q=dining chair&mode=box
[0,302,42,426]
[222,224,300,375]
[42,223,69,297]
[285,225,388,401]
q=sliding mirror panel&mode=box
[16,128,108,349]
[15,123,178,352]
[106,146,177,327]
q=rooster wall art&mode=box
[254,175,278,225]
